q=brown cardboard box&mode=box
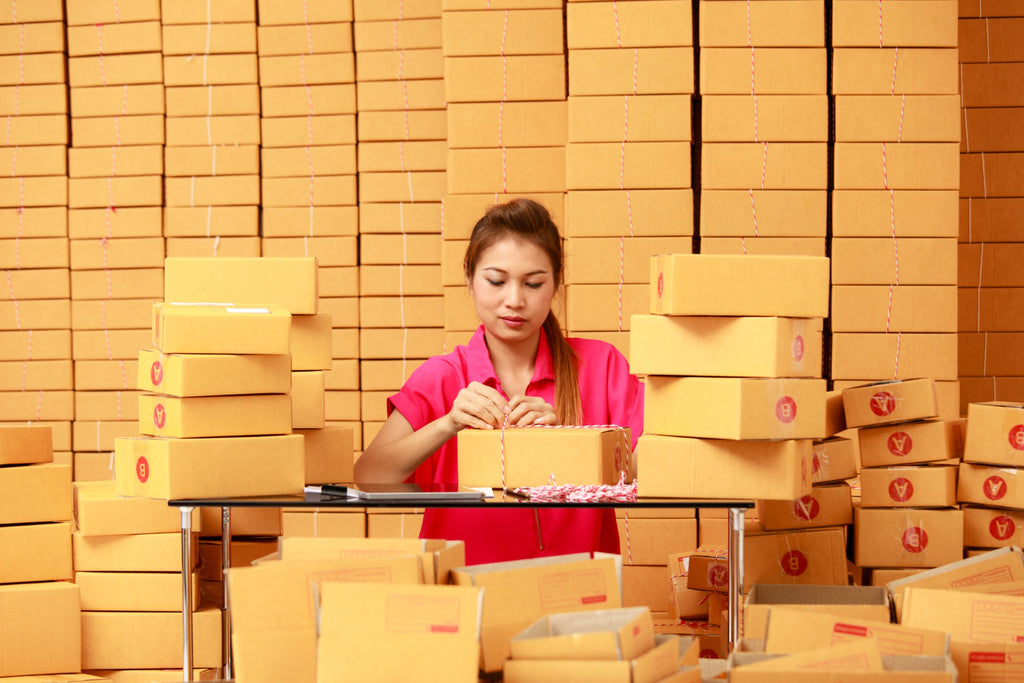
[355,78,442,113]
[0,582,81,678]
[0,175,67,207]
[0,53,65,86]
[726,649,956,681]
[703,143,827,191]
[617,516,698,567]
[0,521,72,582]
[701,48,825,95]
[164,144,259,176]
[764,607,948,656]
[700,0,822,46]
[261,205,358,237]
[66,0,160,24]
[0,330,71,361]
[163,54,258,86]
[447,147,565,194]
[358,202,440,235]
[702,95,827,142]
[356,47,442,83]
[860,464,959,508]
[257,0,352,24]
[745,527,849,589]
[76,571,198,612]
[0,205,67,238]
[360,233,440,264]
[0,236,68,269]
[566,141,691,190]
[291,313,333,371]
[903,585,1024,643]
[81,609,222,669]
[567,237,686,285]
[0,463,71,524]
[636,435,812,500]
[0,424,53,465]
[949,640,1024,683]
[1,298,70,329]
[69,236,164,269]
[569,95,691,143]
[354,16,439,51]
[68,53,163,87]
[0,0,64,23]
[152,303,290,355]
[830,332,957,381]
[69,206,162,238]
[452,553,622,673]
[959,462,1024,511]
[261,115,355,147]
[836,95,960,142]
[68,145,162,178]
[0,22,64,54]
[164,175,260,207]
[357,170,441,203]
[566,283,647,331]
[963,506,1024,548]
[457,426,632,489]
[964,402,1024,467]
[281,509,365,538]
[447,101,566,148]
[858,419,959,468]
[261,236,357,266]
[831,285,957,332]
[72,530,195,572]
[702,190,821,238]
[756,483,854,531]
[832,48,958,95]
[359,264,441,297]
[643,376,826,440]
[69,83,164,117]
[685,548,730,592]
[442,8,563,56]
[630,315,821,378]
[198,508,281,540]
[742,583,891,641]
[0,116,66,146]
[444,54,563,102]
[0,388,74,421]
[854,507,964,568]
[504,635,696,683]
[261,82,356,118]
[136,350,290,397]
[508,606,655,661]
[358,327,445,359]
[67,20,161,56]
[74,480,198,535]
[257,53,355,87]
[567,0,692,48]
[832,0,958,47]
[165,84,260,117]
[357,109,446,142]
[260,21,355,55]
[291,370,325,429]
[366,510,424,539]
[164,256,318,314]
[651,253,830,317]
[356,140,441,173]
[444,193,564,239]
[569,47,694,96]
[359,295,444,329]
[843,379,939,429]
[834,143,959,191]
[162,21,256,53]
[1,358,72,391]
[811,438,859,484]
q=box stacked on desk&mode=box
[563,0,694,358]
[65,0,164,479]
[699,0,827,257]
[830,0,960,416]
[162,0,260,256]
[0,425,81,679]
[0,0,73,468]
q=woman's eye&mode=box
[525,282,542,289]
[486,279,504,286]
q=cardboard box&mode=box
[447,101,566,148]
[567,0,692,48]
[69,83,164,117]
[0,521,72,582]
[72,530,195,572]
[261,114,355,148]
[0,23,64,55]
[163,54,258,86]
[569,94,690,144]
[452,553,622,673]
[650,253,829,317]
[357,170,441,203]
[701,142,827,190]
[860,464,958,508]
[444,54,564,102]
[764,607,948,656]
[959,462,1024,510]
[261,82,356,118]
[68,145,162,179]
[68,53,163,87]
[569,47,694,96]
[355,78,443,113]
[163,144,259,176]
[834,143,959,191]
[65,0,160,24]
[81,609,222,669]
[0,462,71,524]
[447,147,565,194]
[701,189,822,238]
[684,548,730,593]
[0,424,53,465]
[831,285,957,332]
[0,115,66,146]
[152,303,290,355]
[700,48,825,95]
[257,53,354,88]
[745,527,850,589]
[0,205,67,238]
[702,95,827,142]
[566,237,686,285]
[442,8,563,56]
[260,22,355,55]
[0,582,81,678]
[854,507,965,568]
[457,426,633,489]
[444,192,564,240]
[318,581,483,683]
[74,480,199,535]
[504,634,696,683]
[903,585,1024,643]
[830,332,957,381]
[832,0,958,47]
[0,175,67,207]
[281,509,365,538]
[260,144,356,178]
[835,95,960,142]
[291,371,325,429]
[565,282,647,331]
[858,419,959,467]
[68,205,161,239]
[0,53,65,86]
[756,483,853,531]
[113,433,304,499]
[811,438,859,484]
[842,379,938,430]
[358,202,440,236]
[963,506,1024,548]
[261,205,358,237]
[699,0,822,46]
[508,606,655,661]
[69,235,164,270]
[566,141,691,190]
[137,349,290,397]
[0,359,72,391]
[630,315,821,379]
[949,640,1024,683]
[617,516,698,567]
[164,175,260,207]
[67,20,161,56]
[357,109,446,142]
[742,584,890,641]
[257,0,352,24]
[67,175,161,209]
[279,536,466,586]
[726,649,956,682]
[0,388,74,421]
[643,376,826,440]
[164,256,318,315]
[366,510,425,539]
[356,47,442,83]
[832,48,958,95]
[636,435,812,500]
[0,236,67,270]
[964,402,1024,467]
[358,327,445,359]
[161,22,256,54]
[0,330,71,363]
[165,83,259,117]
[76,570,198,612]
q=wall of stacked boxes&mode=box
[3,0,1024,679]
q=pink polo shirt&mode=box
[388,325,644,565]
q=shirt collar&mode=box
[466,324,556,390]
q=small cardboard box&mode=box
[963,506,1024,549]
[447,101,566,148]
[68,175,161,208]
[834,143,959,191]
[258,53,354,87]
[727,649,956,682]
[702,95,827,142]
[81,609,222,670]
[745,527,849,589]
[833,190,957,238]
[854,507,965,569]
[0,582,81,678]
[643,376,826,440]
[164,256,319,315]
[700,0,822,46]
[0,424,53,465]
[354,16,439,50]
[903,586,1024,643]
[566,237,683,285]
[262,21,354,54]
[832,0,958,47]
[0,83,68,115]
[291,313,333,371]
[569,94,691,144]
[278,536,466,586]
[636,435,812,501]
[686,548,730,592]
[858,419,959,468]
[76,570,198,612]
[165,83,260,117]
[958,462,1024,510]
[565,283,648,331]
[756,483,853,531]
[355,78,442,113]
[137,349,291,397]
[68,145,163,179]
[831,285,958,333]
[262,205,358,238]
[835,95,960,142]
[164,175,260,207]
[567,0,693,48]
[504,635,697,683]
[358,327,445,359]
[113,433,304,500]
[964,402,1024,467]
[282,509,365,538]
[357,109,446,143]
[163,53,258,87]
[357,170,440,203]
[68,53,162,87]
[0,521,72,583]
[164,144,259,176]
[860,464,958,508]
[151,303,291,355]
[457,426,632,489]
[0,462,71,525]
[566,141,691,190]
[0,53,65,86]
[650,253,830,318]
[950,640,1024,683]
[356,47,442,82]
[72,530,196,572]
[811,437,858,484]
[262,82,356,117]
[830,333,958,382]
[74,480,199,536]
[764,607,949,656]
[842,379,938,429]
[700,189,825,237]
[447,147,565,194]
[69,206,162,239]
[832,48,958,95]
[68,236,164,270]
[742,584,891,641]
[508,606,655,661]
[630,315,821,379]
[67,20,161,56]
[617,516,698,567]
[452,553,622,673]
[261,114,355,148]
[701,142,827,190]
[291,370,325,430]
[69,82,164,117]
[444,54,563,102]
[569,47,694,96]
[442,8,563,56]
[257,0,352,24]
[700,48,825,95]
[1,115,67,146]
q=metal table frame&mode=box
[170,493,752,681]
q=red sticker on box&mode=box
[901,527,928,553]
[657,272,664,299]
[708,564,728,589]
[781,550,808,576]
[887,431,912,456]
[793,495,819,521]
[985,475,1008,501]
[792,335,804,362]
[700,649,720,659]
[150,360,163,386]
[811,450,822,476]
[136,456,149,483]
[776,396,797,423]
[153,403,166,429]
[990,515,1016,541]
[888,477,914,502]
[1009,425,1024,451]
[870,391,896,416]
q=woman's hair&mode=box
[464,198,582,426]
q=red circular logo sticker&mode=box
[781,550,808,577]
[985,475,1008,501]
[901,527,928,553]
[657,272,664,299]
[886,431,913,457]
[136,456,150,483]
[990,515,1016,541]
[870,391,896,416]
[153,403,166,429]
[708,564,728,589]
[793,495,819,521]
[888,477,914,502]
[1009,425,1024,451]
[776,396,797,424]
[792,335,805,362]
[150,360,163,386]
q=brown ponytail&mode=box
[465,198,583,425]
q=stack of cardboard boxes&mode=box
[66,0,164,481]
[0,425,80,679]
[699,0,827,258]
[355,0,445,455]
[564,0,694,358]
[162,0,261,256]
[830,0,960,416]
[0,1,73,467]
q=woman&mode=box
[354,197,644,565]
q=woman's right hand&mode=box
[446,381,509,433]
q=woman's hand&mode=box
[446,381,509,432]
[506,395,557,427]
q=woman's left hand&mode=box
[506,395,558,427]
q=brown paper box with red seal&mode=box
[859,464,959,508]
[834,190,958,237]
[161,22,256,55]
[260,22,355,56]
[832,48,958,95]
[446,54,564,101]
[958,462,1024,511]
[0,582,81,678]
[136,349,290,397]
[950,640,1024,683]
[568,0,693,49]
[136,393,291,439]
[756,482,854,531]
[842,378,939,429]
[742,583,891,641]
[963,506,1024,549]
[964,402,1024,467]
[854,507,964,568]
[811,437,858,484]
[832,0,958,47]
[744,526,849,590]
[857,419,959,468]
[570,47,694,97]
[0,521,72,583]
[686,548,730,593]
[700,0,822,47]
[442,8,563,56]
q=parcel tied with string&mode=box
[457,425,633,489]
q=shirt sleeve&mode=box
[387,356,462,431]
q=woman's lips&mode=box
[501,316,525,327]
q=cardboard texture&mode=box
[699,0,823,46]
[152,303,290,355]
[832,0,958,47]
[636,435,812,500]
[81,609,221,669]
[567,0,693,48]
[72,530,195,572]
[726,650,956,682]
[452,553,622,673]
[964,402,1024,467]
[445,54,564,102]
[457,426,633,489]
[858,419,960,468]
[262,206,358,237]
[136,350,291,397]
[291,313,333,371]
[811,438,859,484]
[356,78,443,112]
[566,142,691,190]
[291,370,326,429]
[831,285,957,332]
[447,101,566,148]
[617,516,698,566]
[567,237,689,285]
[568,95,692,143]
[830,332,957,381]
[860,464,959,508]
[69,83,165,117]
[764,607,949,656]
[68,53,163,87]
[903,586,1024,645]
[0,83,69,115]
[504,635,696,683]
[629,315,821,378]
[832,48,958,95]
[447,147,565,194]
[834,143,959,191]
[261,83,357,117]
[0,176,67,207]
[357,110,446,142]
[700,48,825,95]
[0,521,72,583]
[163,257,319,315]
[68,145,163,178]
[0,53,65,86]
[650,254,830,318]
[569,47,694,96]
[74,480,199,535]
[69,206,162,239]
[854,507,965,568]
[0,206,67,238]
[756,483,854,531]
[742,584,891,641]
[357,47,442,82]
[702,95,827,142]
[279,536,466,586]
[0,582,81,678]
[163,54,258,86]
[261,115,355,147]
[0,462,71,525]
[164,145,260,176]
[76,571,199,612]
[702,142,827,190]
[353,17,438,52]
[67,20,161,56]
[164,175,260,207]
[744,527,849,590]
[843,379,939,429]
[0,424,54,465]
[835,95,960,142]
[442,8,563,56]
[69,236,164,269]
[165,84,260,117]
[113,433,304,499]
[643,376,826,440]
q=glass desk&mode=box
[169,492,754,681]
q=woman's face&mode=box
[468,236,556,347]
